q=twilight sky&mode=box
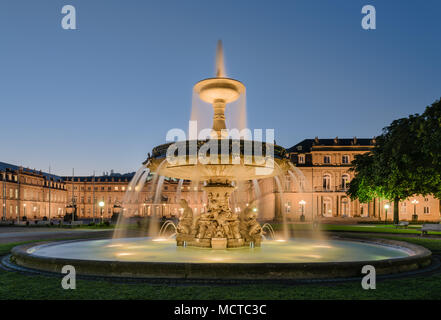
[0,0,440,176]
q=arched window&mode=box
[323,174,331,191]
[341,174,350,190]
[323,197,332,216]
[341,197,349,216]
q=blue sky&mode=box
[0,0,440,175]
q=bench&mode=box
[421,224,441,235]
[394,221,409,229]
[63,221,83,226]
[36,220,50,225]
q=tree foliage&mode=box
[348,98,441,223]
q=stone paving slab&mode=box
[0,227,115,244]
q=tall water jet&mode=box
[216,40,226,78]
[144,41,291,249]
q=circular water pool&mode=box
[11,237,431,280]
[25,237,411,263]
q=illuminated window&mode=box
[401,202,407,214]
[341,174,350,190]
[323,174,331,190]
[298,154,305,164]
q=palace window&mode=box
[324,155,331,164]
[323,174,331,190]
[342,155,349,164]
[323,197,332,216]
[298,154,305,164]
[285,201,291,213]
[341,174,350,190]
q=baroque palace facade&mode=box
[1,137,440,222]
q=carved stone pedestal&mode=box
[176,181,263,249]
[211,238,227,249]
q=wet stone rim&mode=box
[10,237,432,280]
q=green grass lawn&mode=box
[271,222,441,235]
[0,235,441,300]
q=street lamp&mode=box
[384,203,390,224]
[99,201,105,224]
[411,199,419,222]
[299,200,306,222]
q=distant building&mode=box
[0,162,67,220]
[1,137,439,222]
[279,137,440,221]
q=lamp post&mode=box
[411,199,419,222]
[299,200,306,222]
[99,201,105,224]
[384,203,390,224]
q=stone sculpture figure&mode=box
[240,204,263,242]
[177,199,194,235]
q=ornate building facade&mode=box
[1,137,440,222]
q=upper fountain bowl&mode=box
[194,78,245,104]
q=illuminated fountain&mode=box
[145,41,290,249]
[7,42,432,280]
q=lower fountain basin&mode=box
[11,237,431,280]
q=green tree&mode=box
[414,99,441,199]
[348,109,431,223]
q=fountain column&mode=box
[212,99,227,136]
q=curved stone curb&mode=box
[10,237,432,280]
